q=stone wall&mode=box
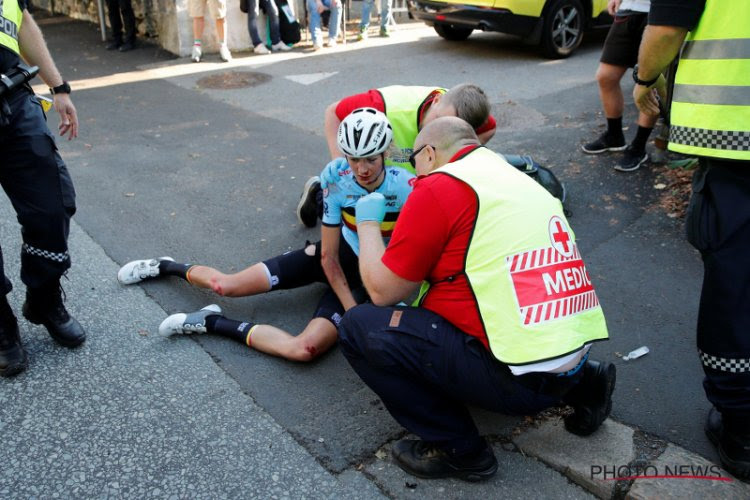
[32,0,162,39]
[32,0,305,56]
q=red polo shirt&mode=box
[381,145,489,347]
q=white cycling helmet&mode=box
[337,107,394,158]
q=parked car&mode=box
[407,0,612,58]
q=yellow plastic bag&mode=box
[37,95,53,113]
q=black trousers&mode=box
[686,157,750,418]
[339,304,579,455]
[0,90,77,296]
[106,0,136,44]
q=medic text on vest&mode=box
[542,263,592,297]
[508,244,595,302]
[507,245,600,325]
[512,259,594,307]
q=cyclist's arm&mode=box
[320,224,358,310]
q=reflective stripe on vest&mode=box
[669,0,750,160]
[682,38,750,60]
[377,86,444,173]
[430,147,609,365]
[0,0,23,56]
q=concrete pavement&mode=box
[0,197,383,498]
[3,194,747,497]
[1,11,749,498]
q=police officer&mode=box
[633,0,749,482]
[0,0,86,377]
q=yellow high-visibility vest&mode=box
[669,0,750,160]
[377,85,445,173]
[0,0,23,56]
[423,147,609,365]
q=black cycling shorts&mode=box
[262,240,361,290]
[262,240,365,326]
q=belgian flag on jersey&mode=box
[341,206,399,237]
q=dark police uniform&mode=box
[645,0,750,481]
[1,0,84,378]
[0,0,77,298]
[648,0,750,422]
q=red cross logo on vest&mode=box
[549,215,573,258]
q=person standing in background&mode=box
[105,0,137,51]
[581,0,656,172]
[246,0,292,54]
[189,0,232,62]
[308,0,341,50]
[358,0,392,39]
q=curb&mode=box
[514,418,750,499]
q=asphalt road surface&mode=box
[29,14,712,479]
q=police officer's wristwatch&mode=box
[49,81,71,95]
[632,65,658,87]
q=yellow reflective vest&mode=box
[0,0,23,56]
[669,0,750,160]
[377,85,445,173]
[428,147,609,365]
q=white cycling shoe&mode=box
[117,257,174,285]
[158,304,222,337]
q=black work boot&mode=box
[705,407,750,482]
[22,283,85,348]
[0,299,28,377]
[563,360,616,436]
[391,439,498,482]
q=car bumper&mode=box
[407,0,539,37]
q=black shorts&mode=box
[262,240,360,290]
[262,240,366,326]
[600,12,648,68]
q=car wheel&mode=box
[434,23,473,41]
[541,0,584,58]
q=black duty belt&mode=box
[0,62,38,98]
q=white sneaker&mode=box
[117,257,174,285]
[191,45,202,63]
[254,43,271,54]
[219,44,232,62]
[326,39,337,48]
[158,304,222,337]
[271,41,292,52]
[312,42,323,51]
